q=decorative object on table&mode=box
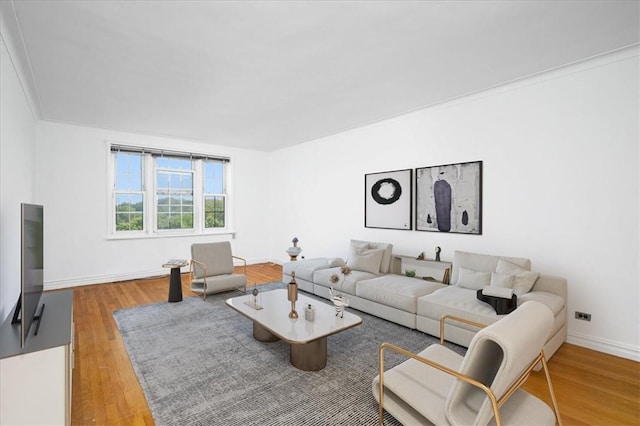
[287,272,299,318]
[476,287,517,315]
[405,269,416,278]
[304,303,315,322]
[435,246,441,262]
[286,237,302,261]
[365,169,413,230]
[416,160,482,234]
[244,284,263,310]
[329,265,352,318]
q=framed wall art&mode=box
[415,161,482,234]
[364,169,412,230]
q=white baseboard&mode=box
[44,258,284,290]
[567,331,640,362]
[44,269,169,290]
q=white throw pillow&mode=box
[495,259,539,296]
[346,247,384,275]
[456,267,491,290]
[490,272,515,289]
[482,285,514,299]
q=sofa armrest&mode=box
[328,257,346,267]
[531,275,567,302]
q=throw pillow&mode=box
[456,267,491,290]
[490,272,515,289]
[495,259,540,296]
[346,247,384,275]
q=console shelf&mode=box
[0,290,73,425]
[392,255,452,284]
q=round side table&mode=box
[162,260,188,302]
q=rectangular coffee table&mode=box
[226,288,362,371]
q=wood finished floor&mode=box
[69,263,639,425]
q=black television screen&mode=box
[12,203,44,348]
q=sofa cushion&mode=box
[417,287,502,329]
[356,275,446,313]
[350,239,393,274]
[496,259,539,296]
[313,267,376,295]
[451,251,531,286]
[283,258,334,282]
[347,247,385,274]
[456,267,491,290]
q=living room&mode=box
[1,1,638,425]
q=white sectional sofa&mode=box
[283,240,567,360]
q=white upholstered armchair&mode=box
[373,301,562,425]
[190,241,247,300]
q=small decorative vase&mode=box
[288,272,299,318]
[286,246,302,261]
[329,287,349,318]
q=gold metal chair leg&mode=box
[541,355,563,426]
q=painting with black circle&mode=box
[415,161,482,234]
[364,169,412,230]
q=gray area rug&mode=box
[113,282,466,425]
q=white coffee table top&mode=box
[226,288,362,344]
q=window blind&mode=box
[110,144,230,162]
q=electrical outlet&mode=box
[575,311,592,321]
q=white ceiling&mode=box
[3,1,639,151]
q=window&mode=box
[156,157,194,230]
[203,160,225,228]
[110,145,229,236]
[114,152,144,231]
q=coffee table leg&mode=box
[253,322,280,342]
[290,337,327,371]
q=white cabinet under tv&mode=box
[0,291,73,426]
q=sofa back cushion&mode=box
[451,251,531,286]
[349,239,393,274]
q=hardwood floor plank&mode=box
[70,263,640,425]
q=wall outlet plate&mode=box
[575,311,592,321]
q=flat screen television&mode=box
[11,203,45,348]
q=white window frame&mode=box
[107,143,233,239]
[202,159,228,230]
[112,151,146,234]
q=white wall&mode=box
[0,37,38,322]
[268,47,640,360]
[35,122,272,288]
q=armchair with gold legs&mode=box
[190,241,247,300]
[373,301,562,426]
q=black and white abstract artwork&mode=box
[365,169,412,230]
[416,161,482,234]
